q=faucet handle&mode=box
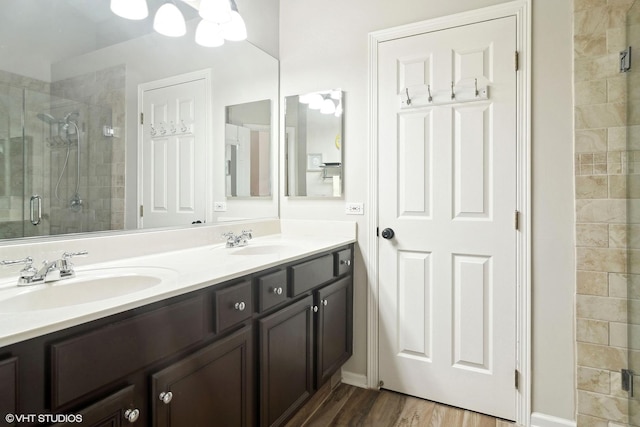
[62,250,88,260]
[1,257,38,283]
[241,229,253,239]
[0,256,34,267]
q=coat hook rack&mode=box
[400,79,490,109]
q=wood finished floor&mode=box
[286,383,516,427]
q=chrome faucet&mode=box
[1,250,88,286]
[222,230,253,248]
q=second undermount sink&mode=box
[229,243,302,256]
[0,267,177,312]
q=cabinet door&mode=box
[316,276,353,387]
[52,385,137,427]
[0,357,17,426]
[259,295,313,427]
[151,325,253,427]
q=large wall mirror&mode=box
[0,0,279,241]
[285,90,344,198]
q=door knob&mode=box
[381,228,395,239]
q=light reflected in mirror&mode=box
[285,90,344,198]
[0,0,279,241]
[225,100,272,198]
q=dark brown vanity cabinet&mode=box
[0,244,353,427]
[259,249,354,427]
[151,325,253,427]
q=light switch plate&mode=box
[345,203,364,215]
[214,202,227,212]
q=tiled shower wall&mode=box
[574,0,638,425]
[51,64,126,232]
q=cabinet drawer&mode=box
[256,270,289,313]
[52,385,136,427]
[334,249,353,276]
[51,296,205,409]
[214,280,253,333]
[290,254,334,296]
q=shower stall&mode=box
[0,82,114,239]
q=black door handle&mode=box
[381,228,395,239]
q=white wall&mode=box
[280,0,575,421]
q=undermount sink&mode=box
[0,267,177,312]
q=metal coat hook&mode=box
[150,124,157,137]
[170,121,176,134]
[405,88,412,105]
[159,122,166,135]
[180,120,187,132]
[451,82,455,100]
[427,85,433,102]
[474,78,479,97]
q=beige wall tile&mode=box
[609,322,631,349]
[577,294,627,322]
[579,270,610,295]
[606,27,626,54]
[576,199,628,223]
[576,34,608,57]
[577,129,608,152]
[576,102,627,129]
[577,175,610,198]
[578,366,611,393]
[578,390,628,423]
[578,223,610,247]
[576,54,624,82]
[577,247,627,273]
[609,224,627,248]
[607,76,627,104]
[575,7,609,36]
[577,414,609,427]
[608,127,627,151]
[608,175,627,198]
[577,81,608,106]
[578,318,610,344]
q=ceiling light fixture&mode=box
[153,2,187,37]
[221,0,247,41]
[195,19,225,47]
[110,0,148,20]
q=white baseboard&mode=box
[340,370,368,389]
[530,413,576,427]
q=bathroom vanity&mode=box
[0,232,354,427]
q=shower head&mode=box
[37,113,58,124]
[64,111,79,123]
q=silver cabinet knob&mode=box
[322,299,328,306]
[234,302,246,311]
[272,287,283,295]
[340,259,352,266]
[124,408,140,423]
[311,305,318,313]
[159,391,173,404]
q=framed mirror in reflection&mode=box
[225,100,272,198]
[0,0,279,241]
[285,90,344,198]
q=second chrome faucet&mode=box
[223,230,253,248]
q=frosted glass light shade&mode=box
[199,0,232,24]
[153,3,186,37]
[221,11,247,41]
[308,94,324,110]
[111,0,148,20]
[320,98,336,115]
[195,20,225,47]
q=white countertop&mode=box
[0,231,355,347]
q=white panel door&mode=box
[378,17,517,420]
[141,78,206,228]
